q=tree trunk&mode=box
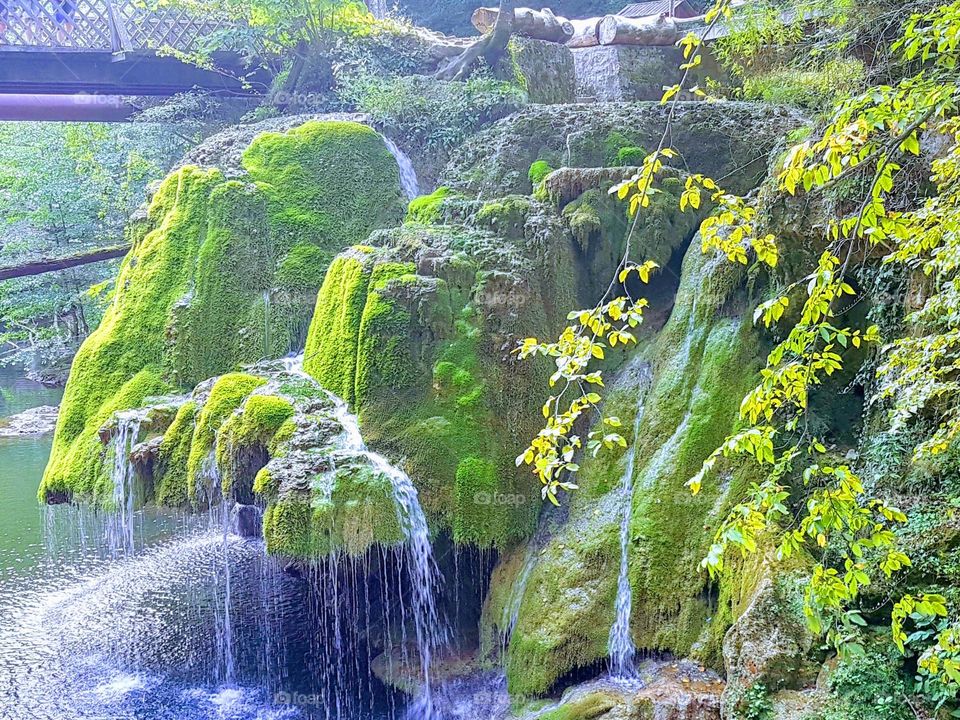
[471,6,573,43]
[0,244,130,282]
[597,13,679,46]
[566,17,601,47]
[435,0,519,81]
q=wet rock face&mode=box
[720,577,817,717]
[442,102,805,197]
[522,661,723,720]
[232,503,262,538]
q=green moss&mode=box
[40,167,223,504]
[562,200,602,251]
[185,373,266,503]
[262,464,405,558]
[235,395,294,444]
[253,466,276,497]
[454,457,503,544]
[44,120,407,505]
[536,691,618,720]
[172,180,274,384]
[476,196,532,236]
[603,130,647,166]
[616,146,647,166]
[506,517,619,696]
[528,160,553,186]
[406,186,454,225]
[303,250,374,404]
[241,120,404,251]
[354,262,418,406]
[275,243,331,292]
[268,417,298,456]
[217,394,294,496]
[154,400,197,507]
[505,247,760,696]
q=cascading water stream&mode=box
[608,363,653,679]
[108,412,142,557]
[324,389,448,719]
[382,137,420,201]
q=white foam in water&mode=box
[91,672,150,701]
[608,363,653,679]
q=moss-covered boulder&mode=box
[302,196,584,548]
[41,119,405,505]
[500,38,577,105]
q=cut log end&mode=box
[598,13,679,46]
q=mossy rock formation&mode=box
[41,119,404,505]
[442,102,805,197]
[498,243,766,697]
[303,202,581,547]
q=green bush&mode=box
[741,58,866,110]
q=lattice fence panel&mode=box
[113,0,231,52]
[0,0,232,51]
[0,0,114,49]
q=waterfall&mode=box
[107,412,141,557]
[217,502,236,685]
[382,137,420,201]
[325,390,447,719]
[608,363,653,679]
[501,543,536,645]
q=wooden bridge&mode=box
[0,0,259,118]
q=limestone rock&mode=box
[0,405,59,437]
[720,577,817,718]
[443,102,806,196]
[517,661,723,720]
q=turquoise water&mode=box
[0,366,62,591]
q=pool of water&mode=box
[0,367,330,720]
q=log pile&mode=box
[469,5,709,48]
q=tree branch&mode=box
[0,244,129,282]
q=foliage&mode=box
[815,637,914,720]
[0,123,187,371]
[515,260,658,503]
[731,682,773,720]
[740,58,865,110]
[686,0,960,700]
[517,0,960,703]
[513,0,736,504]
[162,0,380,72]
[342,73,525,155]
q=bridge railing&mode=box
[0,0,231,52]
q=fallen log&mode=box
[566,17,601,48]
[0,243,130,282]
[597,13,679,46]
[471,6,573,43]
